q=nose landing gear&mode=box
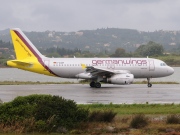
[147,78,152,87]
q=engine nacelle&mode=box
[107,73,134,85]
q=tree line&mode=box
[43,41,164,58]
[0,39,174,58]
[111,41,164,57]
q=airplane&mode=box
[7,28,174,88]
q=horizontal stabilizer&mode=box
[7,60,33,67]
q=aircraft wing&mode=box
[85,66,130,77]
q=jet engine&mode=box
[107,73,134,85]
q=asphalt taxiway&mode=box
[0,84,180,104]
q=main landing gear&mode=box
[147,78,152,87]
[90,81,101,88]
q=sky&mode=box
[1,0,180,32]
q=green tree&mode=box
[111,48,126,57]
[135,41,164,57]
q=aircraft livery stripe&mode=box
[14,30,59,77]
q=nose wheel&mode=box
[148,83,152,87]
[147,78,152,87]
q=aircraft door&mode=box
[149,60,155,71]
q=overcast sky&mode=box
[1,0,180,32]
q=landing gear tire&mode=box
[148,83,152,87]
[95,82,101,88]
[147,78,152,87]
[90,81,95,87]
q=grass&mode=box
[0,81,75,85]
[130,114,149,128]
[78,104,180,114]
[77,104,180,134]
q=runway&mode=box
[0,84,180,104]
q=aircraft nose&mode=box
[168,67,174,75]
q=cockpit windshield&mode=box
[160,63,167,66]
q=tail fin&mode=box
[10,28,44,60]
[7,28,56,76]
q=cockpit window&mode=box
[160,63,167,66]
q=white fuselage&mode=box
[42,57,174,79]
